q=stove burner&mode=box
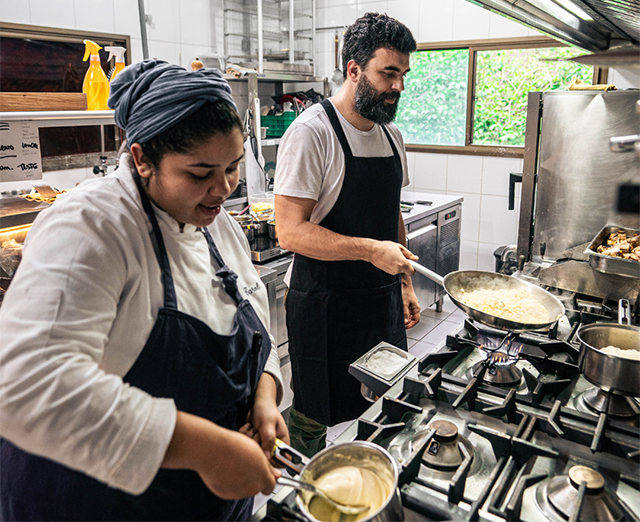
[576,387,640,418]
[542,466,625,522]
[471,357,524,386]
[422,420,473,471]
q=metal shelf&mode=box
[0,110,115,128]
[224,73,326,82]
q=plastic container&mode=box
[82,40,109,110]
[261,113,296,138]
[105,46,126,84]
[249,192,274,221]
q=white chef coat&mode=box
[274,99,410,284]
[0,157,283,496]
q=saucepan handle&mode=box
[272,438,308,475]
[618,299,631,325]
[409,260,445,286]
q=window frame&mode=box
[404,36,607,158]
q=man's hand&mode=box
[239,373,290,465]
[369,240,418,276]
[401,274,420,329]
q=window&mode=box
[395,37,602,157]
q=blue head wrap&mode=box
[108,59,238,145]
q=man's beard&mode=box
[354,73,400,125]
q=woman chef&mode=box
[0,60,288,521]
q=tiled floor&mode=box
[253,296,465,515]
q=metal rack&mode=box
[223,0,315,73]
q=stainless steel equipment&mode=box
[584,225,640,278]
[577,323,640,396]
[517,90,640,307]
[404,195,462,312]
[254,308,640,522]
[468,0,639,54]
[273,439,403,522]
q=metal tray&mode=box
[584,225,640,279]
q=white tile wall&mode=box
[0,0,31,24]
[452,0,490,41]
[29,0,76,29]
[478,194,518,245]
[488,11,529,39]
[75,0,116,34]
[447,154,482,194]
[414,153,447,192]
[418,0,454,43]
[481,156,522,197]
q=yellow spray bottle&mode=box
[105,46,126,84]
[82,40,109,110]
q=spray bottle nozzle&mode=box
[105,46,127,63]
[83,40,103,61]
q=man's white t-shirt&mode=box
[274,99,410,283]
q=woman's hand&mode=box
[162,411,280,499]
[239,373,290,463]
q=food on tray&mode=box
[459,286,550,324]
[308,465,391,522]
[365,349,407,378]
[600,345,640,361]
[595,230,640,262]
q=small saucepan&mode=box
[577,303,640,396]
[273,439,402,522]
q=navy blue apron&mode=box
[286,99,407,427]
[0,172,271,521]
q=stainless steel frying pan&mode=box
[409,261,565,332]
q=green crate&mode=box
[261,112,297,138]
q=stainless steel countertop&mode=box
[401,191,464,226]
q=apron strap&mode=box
[132,172,179,310]
[380,124,400,159]
[321,99,353,158]
[201,227,245,306]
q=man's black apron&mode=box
[0,173,271,521]
[286,99,407,427]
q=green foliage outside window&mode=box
[473,47,593,146]
[396,49,469,146]
[395,44,594,148]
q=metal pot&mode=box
[273,440,403,522]
[240,223,255,242]
[252,219,268,236]
[577,323,640,396]
[268,220,277,239]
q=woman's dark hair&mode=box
[342,13,416,78]
[127,100,243,171]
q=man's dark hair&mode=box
[128,100,243,171]
[342,13,416,78]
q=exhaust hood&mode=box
[468,0,639,55]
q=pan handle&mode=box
[272,438,308,475]
[618,299,631,325]
[409,260,445,286]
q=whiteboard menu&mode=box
[0,120,43,183]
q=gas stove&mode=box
[256,298,640,522]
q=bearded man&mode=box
[274,12,420,456]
